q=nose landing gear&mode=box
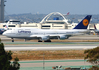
[11,38,14,42]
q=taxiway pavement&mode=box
[1,35,98,70]
[19,59,92,70]
[3,41,99,51]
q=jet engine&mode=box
[58,35,69,40]
[40,35,50,41]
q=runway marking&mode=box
[3,42,99,45]
[19,59,86,63]
[5,46,97,51]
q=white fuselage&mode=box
[3,28,88,40]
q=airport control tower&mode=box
[0,0,6,23]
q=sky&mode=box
[5,0,99,15]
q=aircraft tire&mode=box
[44,40,51,42]
[11,38,14,42]
[38,40,42,42]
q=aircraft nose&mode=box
[2,30,12,36]
[2,31,8,36]
[2,32,6,36]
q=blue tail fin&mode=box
[73,15,92,29]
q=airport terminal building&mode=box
[0,12,99,30]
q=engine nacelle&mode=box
[58,35,69,40]
[40,36,49,41]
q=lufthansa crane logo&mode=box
[83,19,89,26]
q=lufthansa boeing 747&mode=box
[3,15,92,42]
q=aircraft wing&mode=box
[30,34,72,40]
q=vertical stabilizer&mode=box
[74,15,92,29]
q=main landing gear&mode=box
[38,40,42,42]
[38,39,51,42]
[44,39,51,42]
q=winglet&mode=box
[73,15,92,29]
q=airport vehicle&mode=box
[3,15,92,42]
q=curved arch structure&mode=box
[40,12,69,24]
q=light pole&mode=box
[43,51,45,70]
[0,0,6,23]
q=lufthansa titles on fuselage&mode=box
[18,30,31,34]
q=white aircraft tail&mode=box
[4,21,9,30]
